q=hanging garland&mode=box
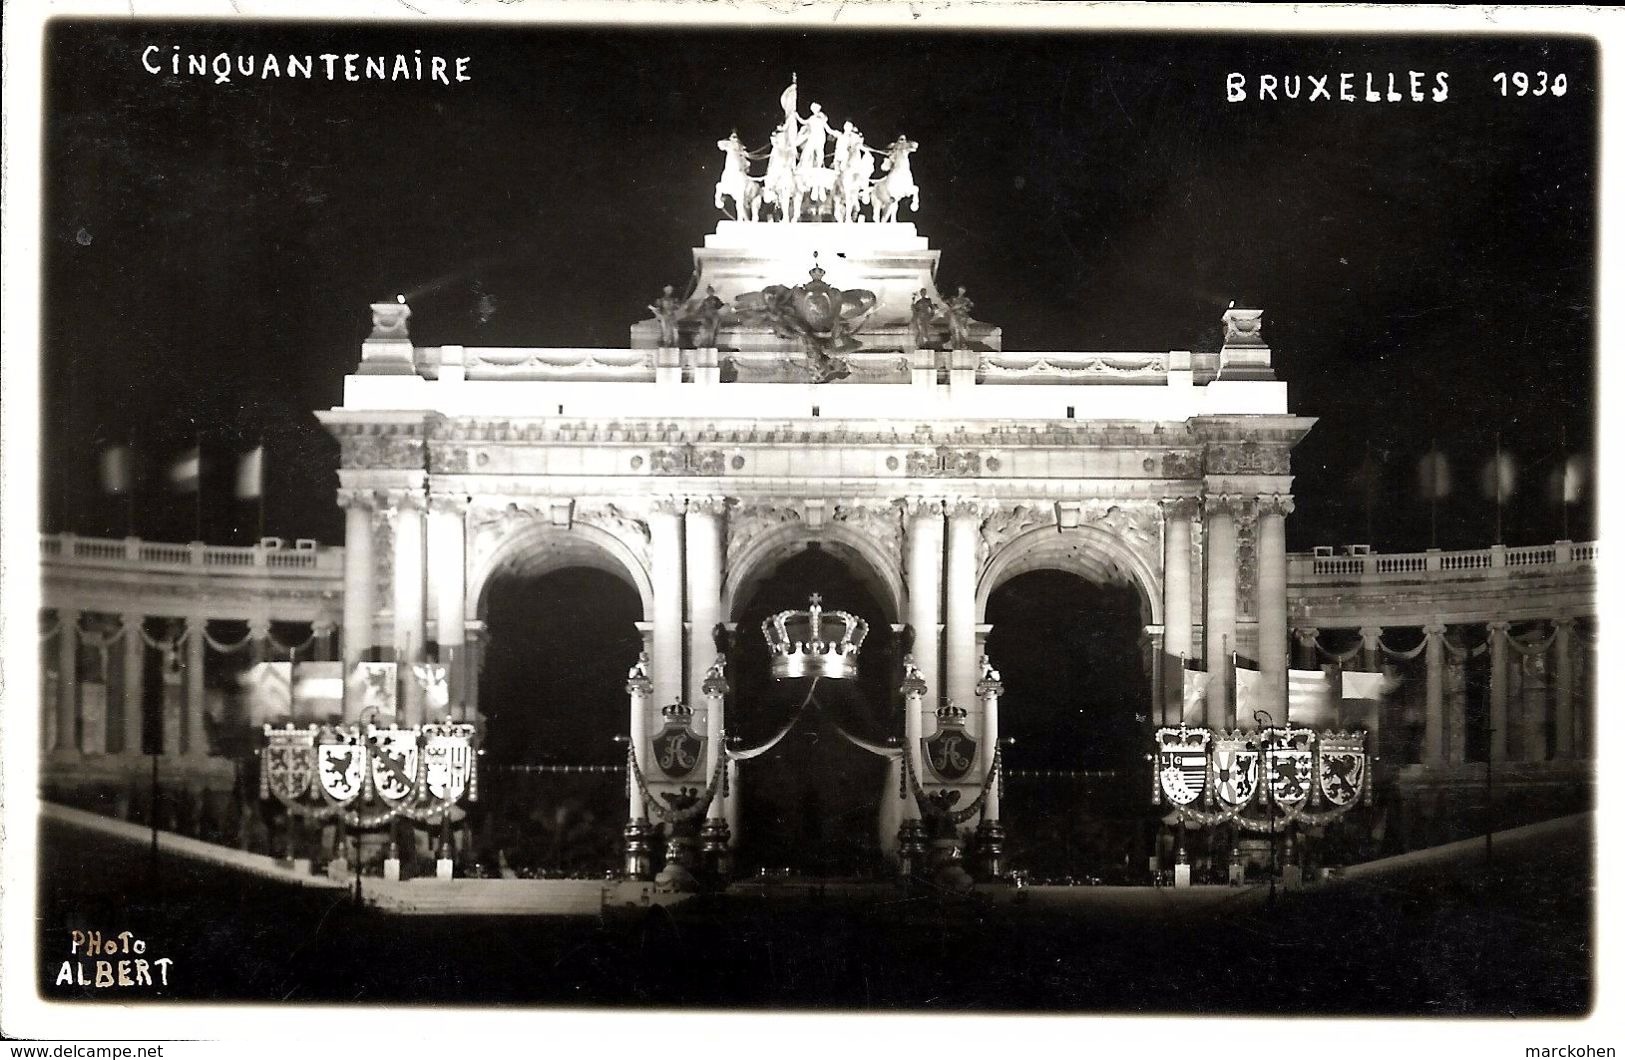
[1443,634,1488,659]
[1312,635,1364,665]
[138,624,186,653]
[723,682,814,761]
[266,626,319,657]
[75,619,126,650]
[39,615,62,643]
[827,716,902,759]
[1378,634,1429,662]
[902,750,1001,826]
[1507,624,1559,657]
[626,742,726,825]
[200,625,257,654]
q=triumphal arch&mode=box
[316,83,1313,878]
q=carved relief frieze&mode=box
[726,504,802,572]
[650,445,725,476]
[337,425,426,471]
[976,503,1055,573]
[1206,441,1290,476]
[1161,450,1203,479]
[576,503,653,568]
[905,447,982,478]
[832,502,905,573]
[1236,514,1258,617]
[372,514,394,607]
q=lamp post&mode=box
[1254,709,1276,908]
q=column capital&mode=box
[57,605,82,621]
[120,611,145,633]
[1553,616,1577,630]
[1424,623,1448,637]
[1487,620,1511,634]
[948,498,987,521]
[184,614,208,635]
[1160,496,1201,521]
[1255,492,1296,518]
[312,618,337,637]
[1358,626,1384,647]
[385,488,428,512]
[336,487,379,512]
[899,497,946,519]
[685,495,730,517]
[248,617,273,640]
[1203,492,1247,518]
[650,496,688,516]
[1293,626,1319,644]
[428,492,470,516]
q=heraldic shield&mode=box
[423,722,476,802]
[1211,731,1260,807]
[262,724,317,805]
[369,725,421,804]
[1318,731,1368,807]
[923,706,978,782]
[1155,726,1210,806]
[654,705,705,779]
[1263,726,1316,806]
[317,728,367,804]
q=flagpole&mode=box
[126,429,137,539]
[1494,431,1504,546]
[194,430,203,544]
[257,433,266,543]
[1429,438,1439,550]
[1362,441,1374,546]
[1559,425,1570,541]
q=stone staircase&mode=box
[361,878,609,916]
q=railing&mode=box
[1290,541,1597,580]
[41,534,343,576]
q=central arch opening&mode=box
[985,569,1153,882]
[728,545,899,877]
[476,567,642,876]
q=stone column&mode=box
[56,608,79,754]
[312,620,335,663]
[1423,624,1446,767]
[649,500,686,711]
[121,612,144,756]
[1203,495,1239,726]
[429,494,468,713]
[701,659,728,818]
[945,500,981,715]
[975,661,1005,879]
[623,657,654,879]
[1521,646,1549,763]
[1553,618,1575,759]
[1293,628,1320,672]
[1487,621,1509,763]
[685,498,726,713]
[185,615,207,757]
[1161,498,1196,722]
[1255,494,1291,717]
[390,490,427,725]
[1358,626,1383,673]
[339,490,376,671]
[898,668,927,825]
[1445,647,1467,766]
[904,500,944,753]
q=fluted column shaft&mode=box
[945,502,980,714]
[429,495,467,717]
[1553,619,1575,758]
[121,613,144,756]
[1204,497,1239,726]
[1424,624,1446,766]
[1255,495,1292,717]
[1521,644,1549,762]
[389,492,428,724]
[701,669,728,820]
[1162,498,1196,723]
[340,492,376,672]
[627,671,652,820]
[1488,621,1510,762]
[978,673,1003,822]
[649,501,685,710]
[685,499,725,713]
[56,608,79,753]
[1358,626,1383,673]
[904,501,944,757]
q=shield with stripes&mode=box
[1155,726,1211,806]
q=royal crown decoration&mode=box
[762,593,869,680]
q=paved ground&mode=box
[34,812,1591,1014]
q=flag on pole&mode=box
[168,446,200,493]
[1548,454,1587,505]
[414,664,450,713]
[235,445,263,500]
[292,662,345,721]
[99,445,133,496]
[1418,449,1451,499]
[349,662,398,717]
[1479,452,1517,501]
[240,662,293,725]
[1181,669,1209,721]
[1233,657,1261,720]
[1341,669,1399,701]
[1287,667,1337,728]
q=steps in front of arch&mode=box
[361,878,609,916]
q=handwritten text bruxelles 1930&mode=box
[1227,71,1450,103]
[141,46,471,86]
[54,930,174,990]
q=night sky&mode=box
[41,22,1596,551]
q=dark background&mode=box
[41,23,1596,552]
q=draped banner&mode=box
[292,662,345,721]
[242,662,293,725]
[1287,667,1337,728]
[349,662,397,717]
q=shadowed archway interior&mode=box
[985,569,1152,880]
[728,545,898,876]
[473,567,643,874]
